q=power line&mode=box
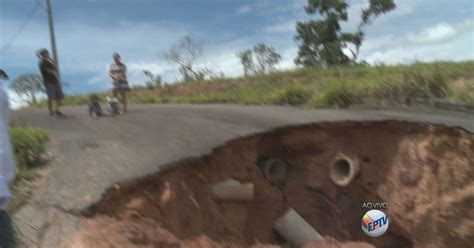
[0,1,40,55]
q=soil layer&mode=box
[77,121,473,248]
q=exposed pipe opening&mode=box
[333,159,351,180]
[329,153,360,187]
[258,158,287,183]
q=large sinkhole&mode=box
[79,121,473,248]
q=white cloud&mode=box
[200,37,256,77]
[127,61,179,84]
[87,71,109,85]
[359,18,474,64]
[278,47,298,70]
[199,45,297,78]
[407,23,457,44]
[1,81,37,109]
[5,89,43,109]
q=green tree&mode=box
[295,0,396,67]
[165,35,212,82]
[237,43,282,76]
[10,74,44,104]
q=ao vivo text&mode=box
[362,202,389,209]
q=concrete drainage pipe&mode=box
[258,158,287,183]
[274,208,322,247]
[329,153,360,187]
[211,179,254,201]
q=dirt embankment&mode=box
[73,121,473,248]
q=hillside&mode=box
[50,61,474,109]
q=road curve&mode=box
[11,104,474,247]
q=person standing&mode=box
[37,48,65,118]
[0,69,15,248]
[108,52,130,113]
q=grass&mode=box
[311,79,361,108]
[9,126,48,183]
[271,83,314,106]
[35,61,474,109]
[7,125,49,213]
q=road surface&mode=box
[11,104,474,247]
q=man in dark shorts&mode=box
[37,48,65,117]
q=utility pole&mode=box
[45,0,60,80]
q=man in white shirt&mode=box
[0,69,15,248]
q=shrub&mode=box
[9,126,49,168]
[272,84,313,106]
[402,69,430,98]
[311,80,359,108]
[227,84,270,104]
[428,69,449,98]
[375,68,449,104]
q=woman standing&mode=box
[0,69,15,248]
[108,53,130,113]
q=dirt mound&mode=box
[80,121,473,247]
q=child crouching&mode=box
[107,96,122,116]
[88,94,122,119]
[88,94,103,119]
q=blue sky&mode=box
[1,0,473,104]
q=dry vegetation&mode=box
[38,61,474,109]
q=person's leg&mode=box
[45,84,54,116]
[121,92,128,113]
[54,85,65,116]
[47,99,54,116]
[0,210,15,248]
[55,100,62,112]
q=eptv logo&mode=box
[361,209,389,237]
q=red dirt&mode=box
[68,216,280,248]
[77,121,473,248]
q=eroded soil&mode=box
[72,121,473,248]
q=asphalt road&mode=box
[11,104,474,247]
